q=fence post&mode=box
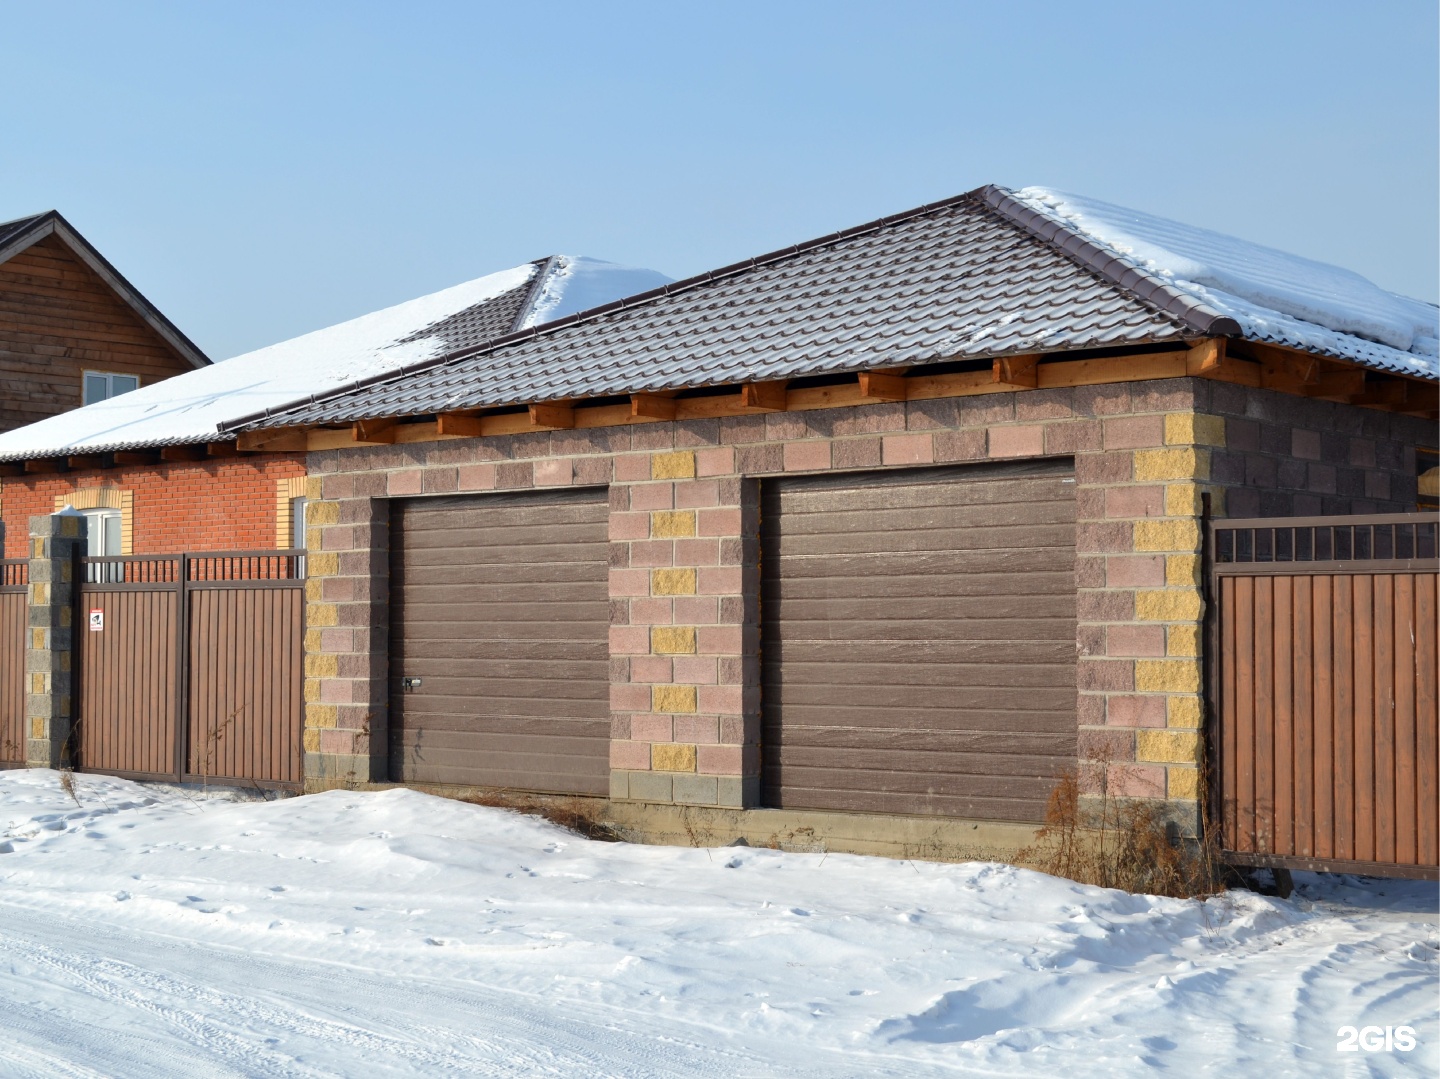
[25,512,87,769]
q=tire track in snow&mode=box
[0,904,845,1078]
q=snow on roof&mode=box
[0,255,670,460]
[1009,188,1439,379]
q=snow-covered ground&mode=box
[0,770,1433,1078]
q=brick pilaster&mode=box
[25,512,85,769]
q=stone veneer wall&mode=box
[298,377,1430,827]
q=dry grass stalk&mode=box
[459,789,619,842]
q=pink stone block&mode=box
[674,480,721,508]
[318,730,355,755]
[457,463,498,491]
[629,482,675,511]
[697,507,742,537]
[610,740,652,769]
[1292,429,1322,460]
[320,680,353,703]
[1106,696,1167,727]
[1106,624,1166,658]
[674,715,719,743]
[784,440,832,472]
[696,744,744,775]
[1107,763,1166,798]
[697,684,743,714]
[695,446,735,477]
[697,566,743,595]
[534,458,573,486]
[882,433,934,466]
[1103,415,1164,449]
[609,626,651,655]
[608,512,650,541]
[672,596,718,625]
[608,568,650,597]
[615,454,652,482]
[988,425,1045,458]
[1105,555,1165,587]
[674,538,720,566]
[319,628,354,653]
[630,655,673,683]
[629,540,675,567]
[697,625,743,655]
[630,714,674,742]
[610,683,652,710]
[629,597,673,625]
[387,470,423,495]
[1104,486,1165,519]
[672,655,718,684]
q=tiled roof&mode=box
[0,212,47,252]
[394,261,546,354]
[226,188,1196,429]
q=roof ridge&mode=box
[979,186,1242,338]
[220,188,995,432]
[511,255,563,332]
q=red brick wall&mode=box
[1,453,306,557]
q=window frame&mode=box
[82,370,141,406]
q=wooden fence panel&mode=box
[0,562,27,767]
[1213,513,1439,879]
[186,586,303,785]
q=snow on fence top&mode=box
[0,255,670,460]
[1010,188,1439,380]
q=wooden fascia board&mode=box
[237,428,309,452]
[0,216,56,267]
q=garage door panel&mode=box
[762,462,1077,821]
[391,490,610,793]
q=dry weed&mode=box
[459,790,619,842]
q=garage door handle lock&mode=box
[402,676,423,691]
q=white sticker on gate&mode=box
[88,609,103,632]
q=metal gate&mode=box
[78,551,305,789]
[1210,514,1438,880]
[0,559,26,768]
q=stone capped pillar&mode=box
[26,512,86,768]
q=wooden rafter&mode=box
[529,403,576,429]
[740,381,788,410]
[857,372,908,401]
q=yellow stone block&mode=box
[650,510,696,538]
[31,583,48,605]
[304,476,323,500]
[1137,728,1202,764]
[1166,553,1202,586]
[651,626,697,654]
[308,603,339,627]
[1167,624,1201,657]
[306,552,339,578]
[1134,447,1209,482]
[304,628,324,652]
[306,526,325,550]
[30,717,44,739]
[651,451,696,480]
[651,742,697,772]
[304,678,322,703]
[1164,413,1226,447]
[652,684,698,713]
[30,538,43,558]
[30,673,44,694]
[305,652,339,678]
[1133,519,1202,553]
[1167,765,1200,800]
[306,500,341,525]
[303,729,322,754]
[306,703,338,729]
[30,628,43,650]
[651,568,697,595]
[1135,588,1203,622]
[1136,658,1202,694]
[305,579,324,603]
[1168,696,1203,728]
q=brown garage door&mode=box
[761,460,1077,822]
[390,489,610,793]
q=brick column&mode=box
[300,475,390,786]
[25,512,85,769]
[608,448,761,807]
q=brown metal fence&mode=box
[78,551,305,789]
[1,559,27,768]
[1210,513,1439,879]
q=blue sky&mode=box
[2,1,1435,360]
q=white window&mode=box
[291,497,308,548]
[80,508,123,556]
[83,372,140,406]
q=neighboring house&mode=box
[0,256,670,558]
[0,211,207,434]
[219,184,1437,866]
